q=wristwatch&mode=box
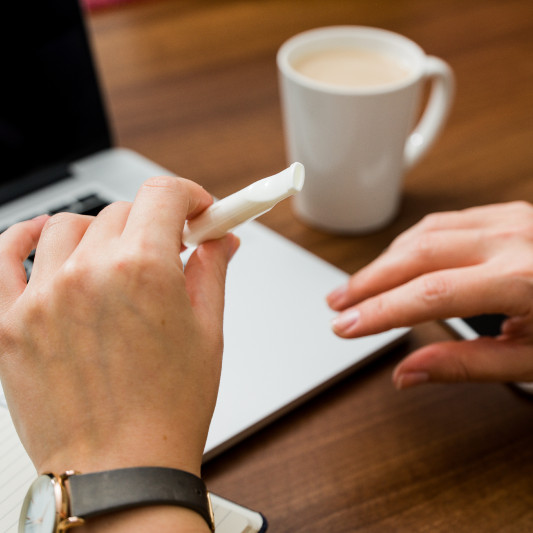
[18,467,215,532]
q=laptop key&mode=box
[5,194,110,283]
[78,194,109,216]
[48,194,109,217]
[48,204,72,215]
[81,203,108,217]
[24,258,33,281]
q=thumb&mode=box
[393,337,533,389]
[184,234,240,331]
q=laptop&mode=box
[0,0,407,528]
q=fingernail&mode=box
[327,284,348,309]
[395,371,429,390]
[331,308,360,335]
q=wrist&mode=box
[20,467,214,532]
[39,430,204,479]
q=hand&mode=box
[0,176,239,480]
[327,201,533,389]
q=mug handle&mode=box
[404,56,455,171]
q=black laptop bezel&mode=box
[0,0,112,205]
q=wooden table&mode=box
[88,1,533,530]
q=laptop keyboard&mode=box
[0,192,110,280]
[46,193,109,217]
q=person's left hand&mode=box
[0,176,239,479]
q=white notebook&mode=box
[0,410,34,530]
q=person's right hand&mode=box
[327,201,533,389]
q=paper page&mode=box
[0,382,6,409]
[0,407,36,532]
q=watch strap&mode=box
[68,467,214,530]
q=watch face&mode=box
[19,475,60,533]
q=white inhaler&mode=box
[182,162,305,247]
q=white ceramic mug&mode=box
[277,26,454,233]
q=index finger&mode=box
[121,176,213,253]
[328,228,486,312]
[331,264,530,339]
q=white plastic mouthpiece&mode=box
[182,162,305,247]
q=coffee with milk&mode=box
[292,47,411,88]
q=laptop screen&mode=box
[0,0,111,204]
